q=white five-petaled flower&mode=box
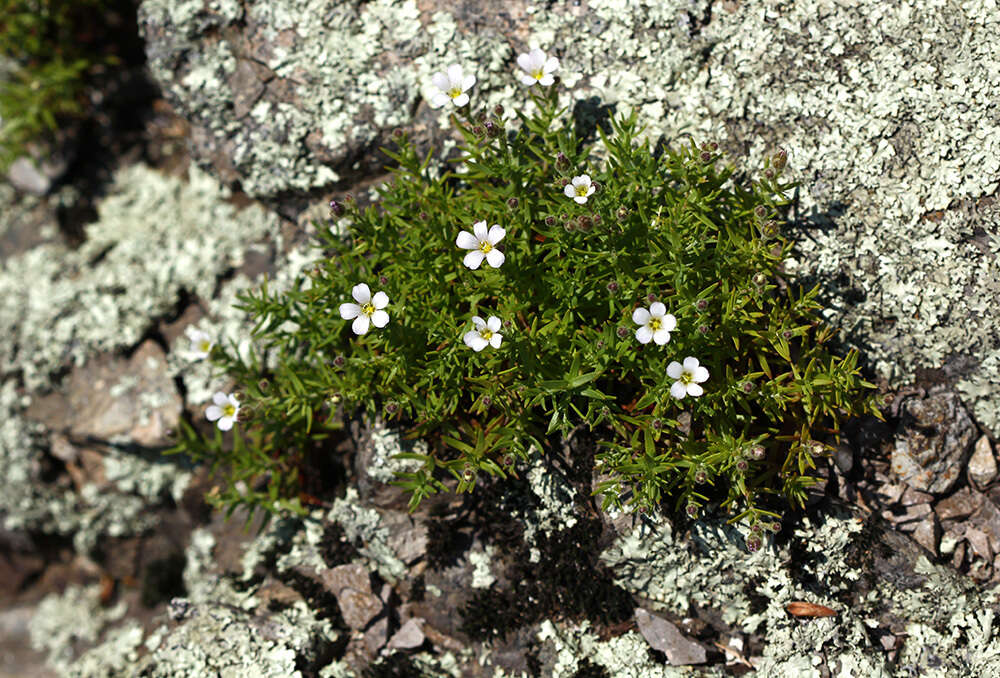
[463,315,503,352]
[339,283,390,335]
[429,64,476,108]
[456,221,506,269]
[516,48,559,87]
[632,302,676,345]
[564,175,595,204]
[668,357,710,399]
[186,327,214,360]
[206,391,240,431]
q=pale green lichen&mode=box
[601,504,1000,673]
[29,585,128,675]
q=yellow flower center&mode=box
[449,87,462,99]
[575,184,589,196]
[648,318,661,331]
[532,68,544,80]
[479,328,493,341]
[199,340,211,352]
[680,371,693,385]
[361,302,375,316]
[222,404,236,417]
[479,241,493,253]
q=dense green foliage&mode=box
[173,84,881,533]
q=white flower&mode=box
[667,357,710,399]
[632,302,676,345]
[429,64,476,108]
[516,48,559,87]
[205,391,240,431]
[185,327,214,360]
[463,315,503,351]
[564,175,595,204]
[339,283,390,335]
[456,221,506,269]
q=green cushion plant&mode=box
[171,51,882,543]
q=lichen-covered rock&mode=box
[891,390,977,494]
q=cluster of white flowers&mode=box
[631,302,710,398]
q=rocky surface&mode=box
[1,0,999,676]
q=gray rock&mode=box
[8,156,67,196]
[910,515,940,555]
[634,608,707,666]
[969,436,998,489]
[363,615,389,654]
[891,392,976,494]
[320,562,372,597]
[387,618,425,650]
[338,587,383,631]
[935,487,984,522]
[968,498,1000,556]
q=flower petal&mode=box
[632,307,650,325]
[516,52,533,71]
[574,175,591,187]
[662,314,677,332]
[693,366,710,383]
[463,330,478,348]
[528,48,545,68]
[574,195,588,204]
[544,56,559,73]
[352,283,371,303]
[538,74,555,86]
[486,316,501,332]
[430,93,451,109]
[650,301,666,317]
[670,381,688,399]
[585,185,595,196]
[666,361,683,379]
[473,220,488,240]
[563,184,576,198]
[456,230,479,249]
[683,356,700,370]
[519,74,537,86]
[652,328,671,345]
[205,405,223,421]
[487,225,506,244]
[372,291,389,309]
[467,334,488,351]
[471,316,485,329]
[446,64,464,85]
[461,74,476,91]
[635,326,653,344]
[212,391,229,406]
[452,93,469,107]
[463,250,486,269]
[431,72,450,91]
[352,314,370,335]
[340,302,361,319]
[490,333,503,348]
[486,249,505,268]
[371,309,389,328]
[218,416,235,431]
[687,383,704,397]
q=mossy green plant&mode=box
[172,61,881,531]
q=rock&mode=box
[387,618,426,651]
[381,511,428,565]
[968,436,998,489]
[934,487,984,521]
[910,515,940,555]
[318,562,383,630]
[891,392,976,494]
[952,540,967,570]
[832,442,854,474]
[363,615,389,654]
[964,526,993,562]
[8,155,68,196]
[882,501,931,530]
[968,498,1000,556]
[634,608,707,666]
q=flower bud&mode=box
[379,275,389,286]
[559,178,569,188]
[392,128,404,139]
[485,120,501,138]
[698,324,709,335]
[754,205,767,219]
[809,440,825,456]
[651,419,662,430]
[741,381,754,394]
[257,378,270,393]
[238,406,254,422]
[768,521,781,533]
[472,125,485,138]
[606,281,619,293]
[735,459,749,472]
[493,104,504,118]
[481,395,492,407]
[328,199,345,217]
[555,153,570,172]
[385,402,399,415]
[685,504,699,518]
[695,298,708,311]
[462,465,477,483]
[329,392,342,405]
[700,151,713,163]
[752,272,767,287]
[617,207,629,221]
[333,355,346,368]
[760,220,779,239]
[577,215,593,231]
[502,453,515,467]
[782,329,793,339]
[419,211,429,221]
[748,445,766,460]
[596,339,605,349]
[746,534,763,552]
[507,197,519,210]
[646,293,657,303]
[591,181,601,194]
[544,216,556,226]
[709,141,719,152]
[617,326,629,338]
[763,168,775,180]
[694,469,708,484]
[344,194,355,205]
[476,110,488,123]
[563,221,575,232]
[772,148,787,171]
